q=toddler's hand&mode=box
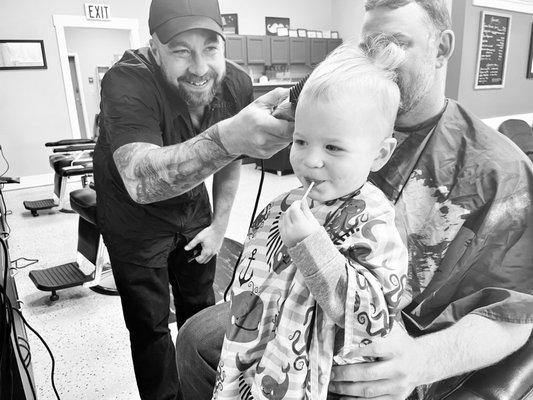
[279,200,321,248]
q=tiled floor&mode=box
[3,163,300,400]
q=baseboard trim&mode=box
[2,173,80,192]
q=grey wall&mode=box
[448,1,533,118]
[65,27,131,136]
[1,0,346,179]
[0,0,151,179]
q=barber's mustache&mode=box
[178,70,217,84]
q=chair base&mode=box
[89,266,119,296]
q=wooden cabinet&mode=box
[289,38,308,64]
[310,38,327,65]
[270,37,290,64]
[327,39,342,55]
[225,35,247,64]
[226,35,341,67]
[246,35,271,65]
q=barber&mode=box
[92,0,292,398]
[176,1,533,399]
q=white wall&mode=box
[65,27,131,135]
[219,0,333,36]
[0,0,150,181]
[1,0,356,181]
[331,0,366,41]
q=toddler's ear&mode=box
[370,137,397,172]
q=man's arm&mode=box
[329,314,533,399]
[184,160,241,263]
[113,124,233,204]
[113,88,293,204]
[211,160,241,232]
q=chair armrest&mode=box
[0,176,20,184]
[52,144,95,153]
[45,139,95,147]
[438,333,533,400]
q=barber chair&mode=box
[29,187,117,301]
[23,139,95,216]
[498,119,533,163]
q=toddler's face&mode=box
[290,97,392,202]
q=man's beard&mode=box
[162,66,225,108]
[397,59,435,116]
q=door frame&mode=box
[67,53,89,138]
[53,15,140,138]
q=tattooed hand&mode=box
[217,87,294,158]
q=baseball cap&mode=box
[149,0,224,44]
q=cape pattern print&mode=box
[213,182,408,400]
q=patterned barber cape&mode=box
[213,183,407,400]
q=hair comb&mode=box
[289,75,309,106]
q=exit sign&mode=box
[84,3,111,20]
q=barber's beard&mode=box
[397,60,435,116]
[163,66,225,108]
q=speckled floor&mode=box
[3,163,299,400]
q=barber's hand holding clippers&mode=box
[217,87,295,159]
[279,184,320,248]
[184,224,225,264]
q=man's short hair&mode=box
[299,42,404,135]
[365,0,451,32]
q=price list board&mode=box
[475,11,511,89]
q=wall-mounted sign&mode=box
[221,13,238,35]
[84,3,111,21]
[0,40,47,70]
[474,11,511,89]
[265,17,290,36]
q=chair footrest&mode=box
[29,262,93,291]
[23,199,57,211]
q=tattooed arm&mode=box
[113,124,235,204]
[113,88,293,204]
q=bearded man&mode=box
[92,0,293,398]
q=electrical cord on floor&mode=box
[223,160,265,302]
[1,184,11,238]
[0,146,9,177]
[13,308,60,399]
[11,257,39,271]
[17,336,31,366]
[1,237,60,399]
[1,236,37,400]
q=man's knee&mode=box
[177,302,228,364]
[176,303,229,399]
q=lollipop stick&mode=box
[301,181,315,202]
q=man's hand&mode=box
[329,324,425,399]
[185,225,225,264]
[279,200,321,248]
[218,88,294,159]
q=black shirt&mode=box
[93,47,253,268]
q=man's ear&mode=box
[149,37,162,66]
[370,137,397,172]
[436,29,454,68]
